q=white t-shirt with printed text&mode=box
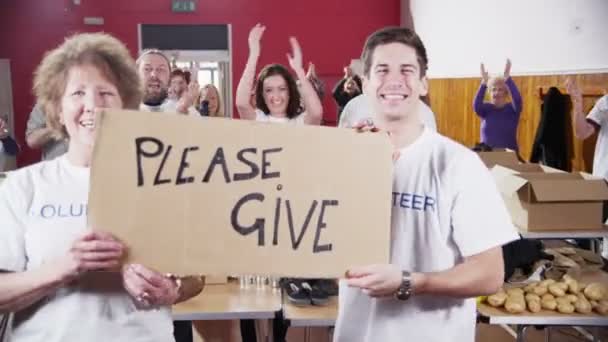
[0,156,174,342]
[333,128,518,342]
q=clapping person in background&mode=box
[236,23,322,125]
[332,65,362,118]
[473,59,522,151]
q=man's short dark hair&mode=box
[361,27,428,78]
[171,69,186,81]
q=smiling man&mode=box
[136,49,199,116]
[333,27,519,342]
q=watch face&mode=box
[395,271,412,301]
[396,288,411,301]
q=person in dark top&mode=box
[333,66,362,118]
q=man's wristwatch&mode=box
[394,271,413,301]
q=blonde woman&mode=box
[0,33,204,341]
[199,84,224,117]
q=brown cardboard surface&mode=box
[501,163,545,173]
[88,110,393,277]
[477,150,519,168]
[530,179,608,202]
[492,165,608,231]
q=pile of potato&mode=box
[487,275,608,315]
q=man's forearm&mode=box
[413,247,504,298]
[571,96,596,139]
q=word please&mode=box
[135,137,282,186]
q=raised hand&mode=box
[504,58,512,79]
[344,66,353,78]
[480,63,489,84]
[287,37,304,75]
[248,24,266,58]
[306,62,316,79]
[565,77,582,98]
[176,80,200,114]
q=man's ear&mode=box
[361,75,370,96]
[419,76,429,97]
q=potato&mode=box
[541,299,557,311]
[505,299,526,314]
[506,288,525,297]
[562,275,580,294]
[524,282,539,293]
[549,284,566,297]
[525,294,541,302]
[557,303,575,314]
[532,286,548,296]
[567,281,580,294]
[526,299,541,313]
[589,300,599,309]
[574,294,592,314]
[556,282,569,291]
[594,303,608,316]
[583,283,606,301]
[542,294,555,302]
[564,294,578,304]
[540,279,556,287]
[487,292,508,307]
[556,297,571,306]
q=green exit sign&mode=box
[172,0,196,12]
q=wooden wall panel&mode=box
[428,73,608,172]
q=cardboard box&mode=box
[477,150,519,168]
[492,165,608,231]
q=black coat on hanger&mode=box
[530,87,572,171]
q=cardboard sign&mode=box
[88,110,393,277]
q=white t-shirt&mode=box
[140,99,200,117]
[586,95,608,257]
[333,128,518,342]
[338,94,437,131]
[0,156,173,342]
[255,109,306,125]
[587,95,608,180]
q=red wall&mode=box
[0,0,400,166]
